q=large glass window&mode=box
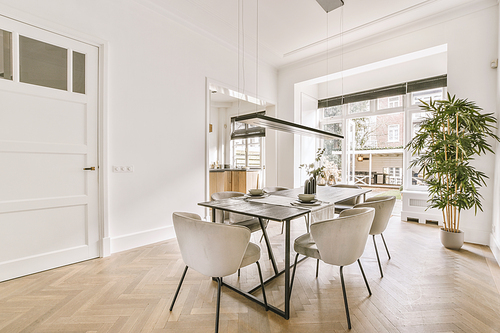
[0,29,12,81]
[317,76,446,189]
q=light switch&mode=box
[113,166,134,173]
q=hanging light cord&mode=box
[340,6,344,99]
[256,0,259,112]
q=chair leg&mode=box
[289,253,300,298]
[238,269,240,277]
[169,265,188,311]
[373,235,383,278]
[215,277,222,333]
[339,266,351,330]
[381,233,391,259]
[357,259,371,296]
[315,259,320,278]
[256,261,268,310]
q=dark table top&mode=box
[199,186,371,222]
[271,186,371,204]
[198,197,310,221]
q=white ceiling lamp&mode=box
[316,0,344,13]
[235,0,344,140]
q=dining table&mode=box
[198,185,371,320]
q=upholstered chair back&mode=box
[310,207,375,267]
[172,212,250,277]
[354,196,396,235]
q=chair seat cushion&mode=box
[240,242,261,268]
[294,233,321,260]
[232,218,265,233]
[334,203,354,214]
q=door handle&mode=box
[83,167,96,171]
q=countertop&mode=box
[209,168,261,172]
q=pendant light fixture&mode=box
[235,0,344,140]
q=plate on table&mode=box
[292,199,322,206]
[244,193,268,199]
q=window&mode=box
[323,105,342,118]
[317,75,446,187]
[377,95,402,110]
[348,100,370,114]
[0,29,12,80]
[230,117,265,168]
[411,88,444,105]
[388,124,399,142]
[73,51,85,94]
[384,167,402,185]
[20,36,68,90]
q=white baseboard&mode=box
[101,237,111,257]
[491,234,500,265]
[110,226,176,254]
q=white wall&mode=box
[0,0,277,253]
[278,5,499,245]
[491,3,500,262]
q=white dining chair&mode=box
[211,191,266,233]
[290,207,375,330]
[354,195,396,277]
[331,183,364,213]
[170,212,267,333]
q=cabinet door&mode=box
[224,171,232,191]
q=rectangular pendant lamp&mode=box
[234,112,343,140]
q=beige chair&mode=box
[290,207,375,330]
[354,195,396,277]
[331,183,364,213]
[170,212,267,333]
[211,191,266,233]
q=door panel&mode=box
[0,16,99,282]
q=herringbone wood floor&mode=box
[1,213,500,332]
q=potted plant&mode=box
[300,148,326,193]
[406,94,499,250]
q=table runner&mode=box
[244,194,335,223]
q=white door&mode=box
[0,16,99,282]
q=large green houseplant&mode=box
[406,94,499,249]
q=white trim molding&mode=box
[110,226,176,254]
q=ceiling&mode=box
[142,0,483,68]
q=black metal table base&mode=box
[220,255,308,319]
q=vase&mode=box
[439,228,464,250]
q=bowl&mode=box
[249,189,264,196]
[298,194,315,202]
